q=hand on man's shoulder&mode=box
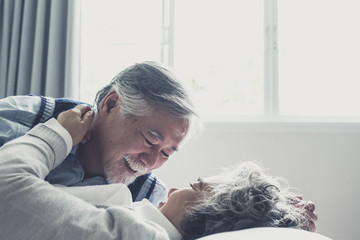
[57,104,95,146]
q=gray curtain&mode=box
[0,0,80,99]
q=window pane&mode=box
[278,0,360,117]
[81,0,163,28]
[80,0,164,104]
[80,45,162,104]
[173,0,264,117]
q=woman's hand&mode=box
[57,104,95,146]
[289,195,318,232]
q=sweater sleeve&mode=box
[0,118,170,240]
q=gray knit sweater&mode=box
[0,118,170,240]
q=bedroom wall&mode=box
[155,122,360,240]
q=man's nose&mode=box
[139,149,159,169]
[168,187,178,198]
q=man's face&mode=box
[92,93,189,185]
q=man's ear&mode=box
[100,90,119,114]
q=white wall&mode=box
[155,122,360,240]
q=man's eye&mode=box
[144,137,154,146]
[161,151,169,158]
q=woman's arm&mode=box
[0,105,169,240]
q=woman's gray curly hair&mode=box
[180,162,308,240]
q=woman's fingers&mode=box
[57,104,95,146]
[73,104,92,117]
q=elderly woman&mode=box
[0,105,316,240]
[170,162,315,239]
[58,161,316,240]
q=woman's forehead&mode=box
[202,175,223,184]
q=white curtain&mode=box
[0,0,80,99]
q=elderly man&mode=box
[0,61,197,207]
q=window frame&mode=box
[79,0,360,131]
[264,0,279,120]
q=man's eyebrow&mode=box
[148,130,164,141]
[148,130,180,152]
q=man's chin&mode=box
[103,161,139,185]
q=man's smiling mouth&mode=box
[124,158,138,173]
[123,156,147,174]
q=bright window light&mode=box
[173,0,264,117]
[80,0,164,104]
[278,0,360,117]
[80,0,360,121]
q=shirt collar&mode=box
[133,199,182,240]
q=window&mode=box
[80,0,360,122]
[173,0,264,117]
[80,0,167,104]
[278,0,360,118]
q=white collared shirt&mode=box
[133,199,182,240]
[58,183,182,240]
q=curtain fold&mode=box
[0,0,80,99]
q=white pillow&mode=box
[197,227,332,240]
